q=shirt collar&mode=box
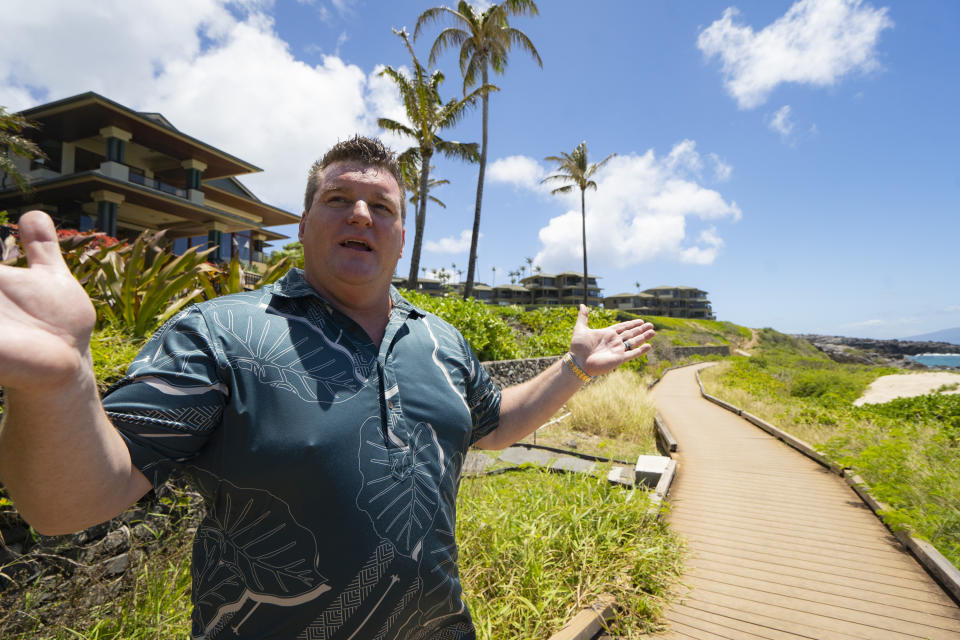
[270,268,426,318]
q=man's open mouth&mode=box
[340,239,372,252]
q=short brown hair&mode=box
[303,135,406,221]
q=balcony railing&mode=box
[128,172,187,198]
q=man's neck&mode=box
[303,274,393,345]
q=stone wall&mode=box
[482,355,561,388]
[671,345,730,358]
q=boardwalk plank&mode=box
[672,599,867,640]
[687,556,960,618]
[668,605,810,640]
[687,570,960,630]
[648,364,960,639]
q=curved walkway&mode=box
[647,363,960,639]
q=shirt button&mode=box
[388,401,394,409]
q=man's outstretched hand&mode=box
[0,211,96,393]
[569,304,655,377]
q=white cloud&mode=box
[769,105,794,138]
[528,141,741,272]
[710,153,733,182]
[425,229,476,254]
[698,0,893,109]
[0,1,404,215]
[488,155,547,191]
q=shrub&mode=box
[397,290,522,361]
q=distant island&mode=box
[902,327,960,346]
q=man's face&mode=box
[298,161,405,298]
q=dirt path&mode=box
[644,363,960,639]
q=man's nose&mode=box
[347,200,373,225]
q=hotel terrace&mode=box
[1,92,298,275]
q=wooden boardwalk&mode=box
[646,363,960,640]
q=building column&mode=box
[98,126,132,181]
[182,158,207,204]
[207,221,228,262]
[91,190,125,238]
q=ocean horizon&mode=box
[908,354,960,369]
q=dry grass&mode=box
[564,370,658,453]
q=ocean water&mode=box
[908,354,960,369]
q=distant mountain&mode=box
[902,327,960,345]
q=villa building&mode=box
[0,92,298,270]
[605,286,715,319]
[519,271,602,306]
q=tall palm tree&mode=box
[541,141,616,306]
[378,28,481,289]
[415,0,542,300]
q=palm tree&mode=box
[541,141,616,306]
[378,28,481,289]
[415,0,542,300]
[401,159,450,212]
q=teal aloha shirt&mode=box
[102,268,502,640]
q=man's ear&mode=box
[298,212,307,242]
[399,227,405,258]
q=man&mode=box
[0,136,654,639]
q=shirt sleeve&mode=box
[463,338,502,445]
[102,306,227,488]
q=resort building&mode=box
[0,92,298,274]
[605,286,715,319]
[519,271,602,306]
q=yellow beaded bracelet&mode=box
[562,352,593,383]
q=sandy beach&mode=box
[853,371,960,406]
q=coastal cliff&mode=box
[797,334,960,367]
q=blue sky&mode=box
[2,0,958,339]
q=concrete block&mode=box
[606,466,634,487]
[635,455,672,488]
[551,456,596,475]
[498,446,555,467]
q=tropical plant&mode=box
[0,106,47,193]
[267,240,304,269]
[82,230,220,337]
[541,141,615,305]
[198,253,291,298]
[415,0,542,300]
[378,27,482,289]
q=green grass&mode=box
[458,469,683,639]
[699,329,960,566]
[5,470,683,639]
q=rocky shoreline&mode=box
[797,334,960,368]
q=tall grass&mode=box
[565,370,657,453]
[458,469,683,639]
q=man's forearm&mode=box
[474,356,584,450]
[0,359,151,535]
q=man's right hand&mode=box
[0,210,97,392]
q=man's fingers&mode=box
[18,211,65,269]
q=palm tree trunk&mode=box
[406,151,433,289]
[464,66,489,300]
[581,188,588,306]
